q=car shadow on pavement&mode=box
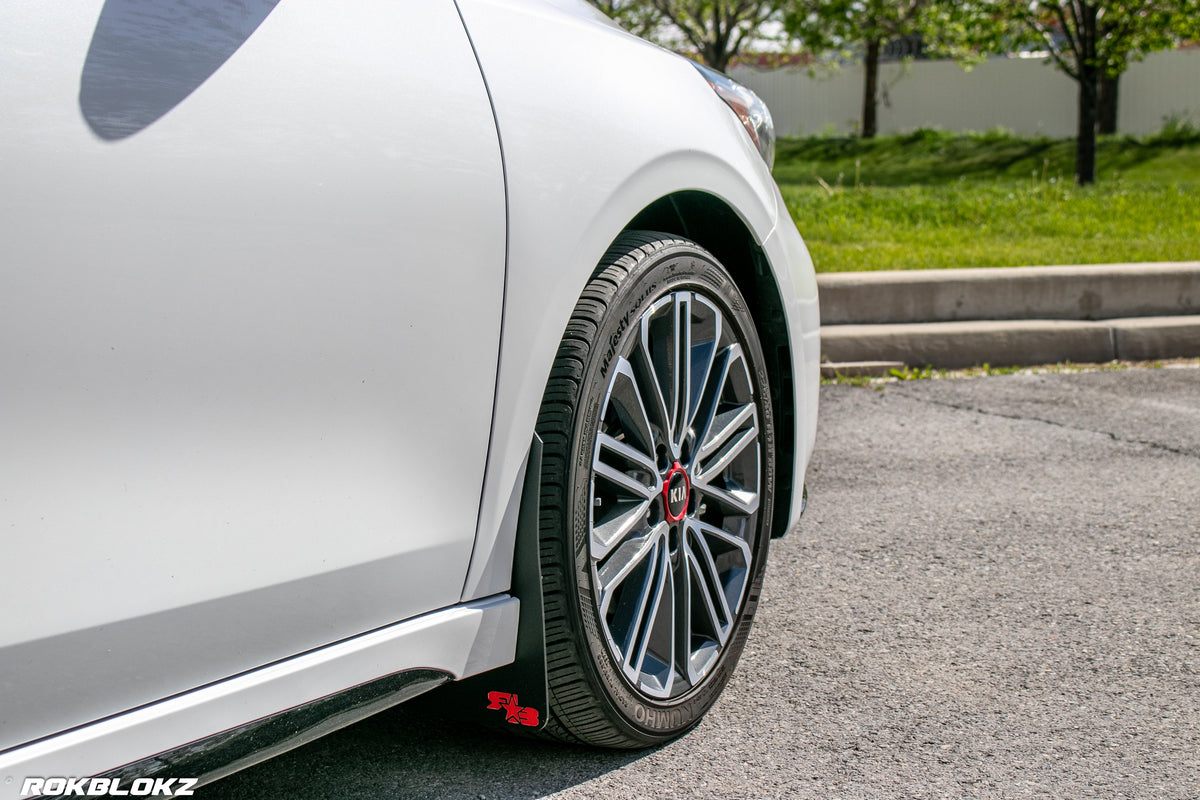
[192,695,650,800]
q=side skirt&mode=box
[0,596,519,799]
[91,668,451,797]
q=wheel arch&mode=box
[625,191,796,541]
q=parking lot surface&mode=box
[196,366,1200,800]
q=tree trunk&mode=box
[1098,72,1119,135]
[1075,3,1099,185]
[862,38,880,139]
[706,39,731,72]
[1076,66,1099,184]
[708,10,731,72]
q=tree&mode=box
[784,0,948,138]
[590,0,784,72]
[1096,4,1198,134]
[589,0,664,39]
[996,1,1199,182]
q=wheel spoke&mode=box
[693,343,747,443]
[685,535,734,639]
[598,526,675,697]
[693,474,759,516]
[590,497,651,561]
[596,527,663,675]
[681,551,719,685]
[695,406,758,480]
[633,540,675,696]
[597,431,659,478]
[690,340,759,517]
[684,297,722,437]
[590,428,658,559]
[597,524,662,608]
[692,517,755,560]
[637,298,674,437]
[690,519,751,618]
[593,458,657,502]
[606,357,659,457]
[672,293,692,447]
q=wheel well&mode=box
[627,192,796,540]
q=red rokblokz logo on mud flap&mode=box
[486,691,539,727]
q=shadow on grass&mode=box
[773,132,1199,187]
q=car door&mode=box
[0,0,505,751]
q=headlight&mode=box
[692,62,775,170]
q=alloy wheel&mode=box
[588,290,761,700]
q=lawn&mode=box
[774,128,1200,272]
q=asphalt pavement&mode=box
[195,365,1200,800]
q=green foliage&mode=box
[889,365,935,379]
[588,0,784,70]
[989,0,1200,79]
[819,371,878,386]
[588,0,663,38]
[1146,113,1200,145]
[774,132,1200,272]
[783,0,939,51]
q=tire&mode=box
[535,231,775,748]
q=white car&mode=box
[0,0,819,795]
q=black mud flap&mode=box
[440,434,548,732]
[771,483,808,539]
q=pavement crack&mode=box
[893,390,1200,460]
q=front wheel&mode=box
[535,232,775,747]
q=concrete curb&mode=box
[822,316,1200,369]
[818,263,1200,369]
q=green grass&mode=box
[774,129,1200,272]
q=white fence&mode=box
[731,48,1200,138]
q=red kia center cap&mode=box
[662,462,690,523]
